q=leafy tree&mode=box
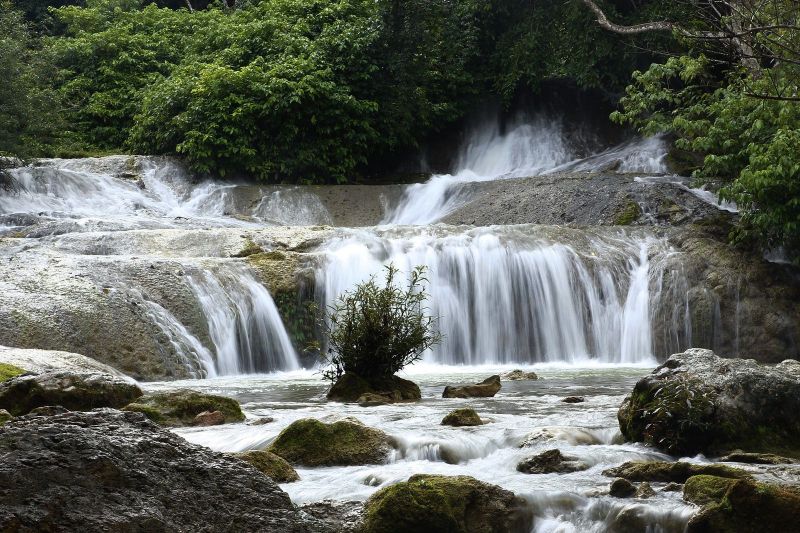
[320,265,441,382]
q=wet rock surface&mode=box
[441,408,484,427]
[0,409,306,532]
[0,371,142,416]
[499,370,538,381]
[617,349,800,456]
[232,450,300,483]
[0,346,129,377]
[517,448,588,474]
[603,461,750,484]
[122,389,245,427]
[443,375,501,398]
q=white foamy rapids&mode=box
[634,176,738,213]
[384,119,669,225]
[314,227,688,364]
[186,265,300,374]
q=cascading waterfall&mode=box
[315,227,688,364]
[186,266,300,374]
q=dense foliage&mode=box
[321,265,441,382]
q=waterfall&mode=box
[383,117,670,226]
[186,266,300,374]
[315,227,688,364]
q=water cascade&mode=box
[315,227,690,364]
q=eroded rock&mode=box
[442,375,501,398]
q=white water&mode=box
[634,176,738,213]
[384,118,669,225]
[315,226,684,364]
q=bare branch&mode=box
[580,0,674,34]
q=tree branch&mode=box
[580,0,674,34]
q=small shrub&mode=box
[320,264,441,382]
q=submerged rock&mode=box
[442,375,501,398]
[519,426,605,447]
[0,409,305,532]
[684,475,800,532]
[516,449,588,474]
[326,373,421,405]
[232,450,300,483]
[360,474,531,533]
[269,418,393,466]
[618,348,800,456]
[0,371,142,416]
[602,461,750,483]
[122,389,244,427]
[499,370,538,381]
[562,396,585,403]
[441,408,484,427]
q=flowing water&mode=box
[0,116,754,530]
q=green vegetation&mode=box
[0,363,25,382]
[321,265,441,382]
[232,450,300,483]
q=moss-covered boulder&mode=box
[360,474,531,533]
[327,373,420,404]
[122,390,244,427]
[0,371,142,416]
[442,376,501,398]
[0,363,25,382]
[685,476,800,532]
[618,349,800,456]
[441,408,484,427]
[269,418,393,466]
[232,450,300,483]
[602,461,750,483]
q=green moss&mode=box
[233,450,299,483]
[122,390,244,427]
[268,418,391,466]
[614,200,642,225]
[684,475,738,506]
[441,408,483,427]
[0,363,25,382]
[231,238,263,258]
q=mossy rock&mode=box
[0,363,25,382]
[686,476,800,532]
[0,409,11,426]
[122,389,244,427]
[361,474,531,533]
[442,376,501,398]
[0,371,142,416]
[232,450,299,483]
[327,373,421,404]
[613,200,642,225]
[231,238,263,258]
[269,418,392,466]
[441,408,483,427]
[683,475,738,506]
[602,461,750,484]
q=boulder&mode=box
[0,346,128,377]
[326,373,420,404]
[122,389,244,427]
[602,461,750,483]
[499,370,538,381]
[442,376,501,398]
[0,371,142,416]
[635,482,656,498]
[360,474,531,533]
[441,408,484,427]
[516,449,588,474]
[561,396,585,403]
[0,362,25,382]
[193,410,225,426]
[618,349,800,456]
[609,478,636,498]
[269,418,393,466]
[684,476,800,532]
[232,450,300,483]
[0,409,306,531]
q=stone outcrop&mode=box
[232,450,300,483]
[326,373,421,405]
[122,389,244,427]
[602,461,750,484]
[0,346,128,377]
[360,474,531,533]
[618,349,800,456]
[0,371,142,416]
[269,418,393,467]
[441,408,484,427]
[516,449,588,474]
[442,375,501,398]
[0,409,306,532]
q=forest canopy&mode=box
[1,0,799,259]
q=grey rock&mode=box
[517,449,588,474]
[443,375,501,398]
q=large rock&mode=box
[516,449,588,474]
[0,346,128,377]
[269,418,393,466]
[618,349,800,456]
[360,474,531,533]
[441,408,484,427]
[0,409,306,532]
[326,372,421,404]
[0,371,142,416]
[684,475,800,532]
[232,450,300,483]
[122,389,244,427]
[442,375,501,398]
[602,461,750,483]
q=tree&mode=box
[320,265,441,382]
